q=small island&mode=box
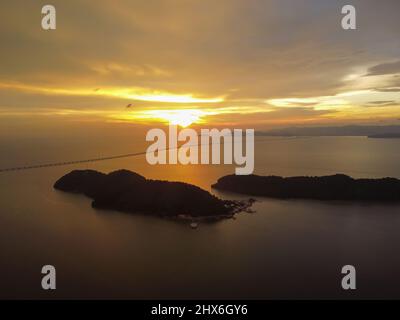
[212,174,400,202]
[368,133,400,139]
[54,169,252,220]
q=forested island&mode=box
[212,174,400,202]
[368,133,400,139]
[54,169,252,220]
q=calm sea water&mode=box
[1,125,400,299]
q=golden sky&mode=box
[0,0,400,128]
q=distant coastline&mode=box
[257,125,400,137]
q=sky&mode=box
[0,0,400,128]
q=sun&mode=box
[111,108,214,127]
[132,109,206,127]
[161,110,203,127]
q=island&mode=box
[368,133,400,139]
[54,169,253,220]
[212,174,400,202]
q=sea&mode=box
[1,121,400,299]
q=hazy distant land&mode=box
[257,125,400,137]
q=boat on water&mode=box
[190,222,198,229]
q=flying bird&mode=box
[126,103,133,108]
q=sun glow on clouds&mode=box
[267,91,367,109]
[267,89,400,121]
[0,82,224,104]
[101,88,224,103]
[2,80,399,125]
[112,105,274,127]
[132,109,208,127]
[115,109,212,127]
[267,90,393,110]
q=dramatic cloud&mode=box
[0,0,400,126]
[366,61,400,76]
